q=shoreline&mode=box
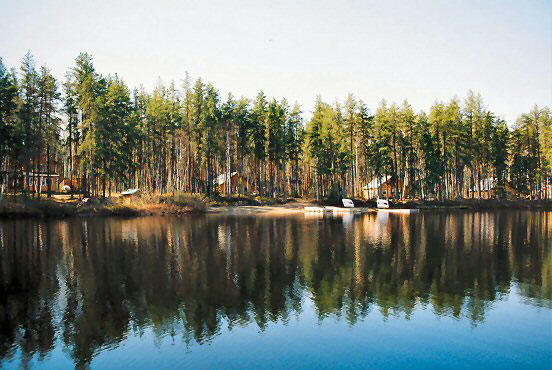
[0,197,550,219]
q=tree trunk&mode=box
[69,118,74,199]
[350,134,354,198]
[36,153,41,199]
[283,160,287,199]
[392,133,399,199]
[442,134,447,200]
[295,156,299,197]
[226,130,231,199]
[258,159,263,197]
[47,143,51,198]
[12,160,17,203]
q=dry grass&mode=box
[124,193,207,212]
[0,192,207,218]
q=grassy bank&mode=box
[207,194,294,207]
[0,193,207,219]
[0,194,549,219]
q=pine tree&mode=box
[344,93,357,197]
[19,51,39,200]
[491,119,509,198]
[37,66,60,198]
[266,99,285,197]
[287,102,304,197]
[399,100,416,198]
[99,75,133,196]
[222,93,237,197]
[0,58,19,201]
[72,52,102,197]
[191,78,205,193]
[203,83,221,196]
[235,97,251,196]
[251,91,267,195]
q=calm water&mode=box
[0,211,551,369]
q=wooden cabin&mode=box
[25,172,60,193]
[362,176,402,199]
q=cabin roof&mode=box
[364,176,391,189]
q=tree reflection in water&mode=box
[0,211,550,367]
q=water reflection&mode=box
[0,211,550,367]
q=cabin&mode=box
[5,155,64,194]
[25,172,60,193]
[362,176,402,199]
[215,172,249,194]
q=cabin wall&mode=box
[25,176,60,193]
[363,180,402,199]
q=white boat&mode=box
[341,198,355,208]
[377,199,389,209]
[121,188,140,196]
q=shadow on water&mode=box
[0,211,550,367]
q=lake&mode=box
[0,211,551,369]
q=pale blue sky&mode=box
[1,0,550,123]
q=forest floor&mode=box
[0,193,550,219]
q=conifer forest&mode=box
[1,52,551,201]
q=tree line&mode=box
[0,52,551,201]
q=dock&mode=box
[304,206,419,215]
[304,206,372,214]
[377,208,419,214]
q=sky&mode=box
[1,0,551,124]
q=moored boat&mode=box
[377,198,389,209]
